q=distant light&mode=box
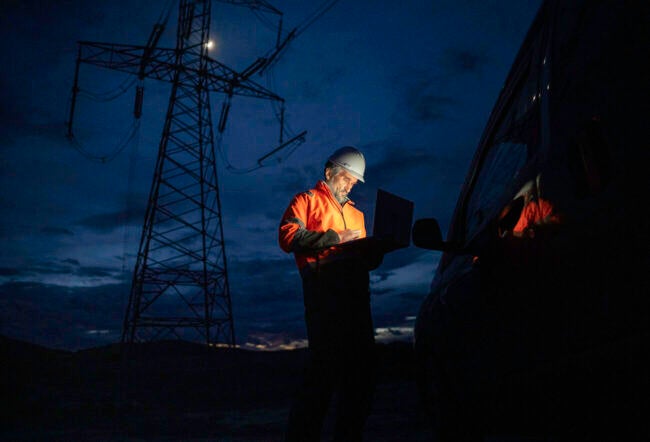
[208,342,237,348]
[86,329,110,335]
[374,327,414,343]
[205,40,215,50]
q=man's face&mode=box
[325,168,359,204]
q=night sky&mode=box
[0,0,542,350]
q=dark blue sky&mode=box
[0,0,541,350]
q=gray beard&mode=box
[333,189,349,204]
[325,180,348,204]
[334,193,350,205]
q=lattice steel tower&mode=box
[67,0,300,346]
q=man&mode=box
[498,175,563,239]
[279,146,382,442]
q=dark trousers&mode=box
[286,260,376,442]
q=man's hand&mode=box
[338,229,361,243]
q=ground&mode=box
[1,337,434,442]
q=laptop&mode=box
[371,188,414,248]
[340,189,414,252]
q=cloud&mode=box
[76,209,145,233]
[40,226,75,236]
[368,145,438,177]
[0,2,88,135]
[294,66,347,102]
[370,254,438,296]
[75,266,117,278]
[270,165,318,195]
[389,69,456,126]
[441,47,488,75]
[228,257,301,308]
[0,281,128,350]
[0,259,124,288]
[0,273,304,351]
[0,267,21,276]
[408,93,456,123]
[0,243,434,351]
[360,139,468,223]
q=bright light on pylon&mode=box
[206,40,214,50]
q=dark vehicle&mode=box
[412,1,649,440]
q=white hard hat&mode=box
[328,146,366,182]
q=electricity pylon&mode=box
[67,0,303,346]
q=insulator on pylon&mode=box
[134,85,144,119]
[182,3,194,39]
[279,104,285,144]
[218,101,231,133]
[276,17,283,48]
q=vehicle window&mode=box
[463,39,545,241]
[464,141,528,238]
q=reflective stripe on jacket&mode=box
[279,180,366,270]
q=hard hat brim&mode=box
[330,159,365,183]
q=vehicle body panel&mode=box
[413,0,650,439]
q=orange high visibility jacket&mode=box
[513,198,558,234]
[279,180,366,270]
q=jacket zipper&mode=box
[339,201,348,229]
[322,181,348,230]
